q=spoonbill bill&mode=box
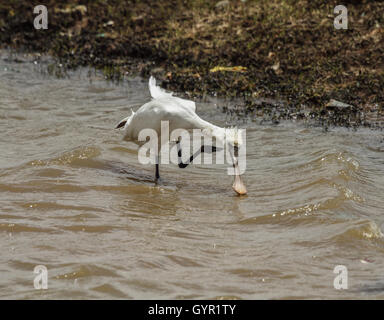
[115,76,247,195]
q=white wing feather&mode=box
[149,76,196,113]
[149,76,173,99]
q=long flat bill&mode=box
[233,174,247,195]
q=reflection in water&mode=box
[0,51,384,299]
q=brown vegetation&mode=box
[1,0,383,128]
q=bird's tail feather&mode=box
[149,76,173,99]
[115,109,135,129]
[149,76,196,112]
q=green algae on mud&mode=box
[1,0,383,128]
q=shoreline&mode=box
[1,0,383,129]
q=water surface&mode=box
[1,51,384,299]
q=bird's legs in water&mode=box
[155,141,219,181]
[155,155,161,183]
[176,139,218,168]
[155,164,160,180]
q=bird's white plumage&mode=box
[149,76,196,113]
[148,76,172,100]
[117,77,241,147]
[116,76,247,195]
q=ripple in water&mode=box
[0,52,384,299]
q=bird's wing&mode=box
[149,76,196,113]
[115,109,135,129]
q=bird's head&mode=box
[225,127,247,196]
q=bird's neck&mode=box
[197,118,226,141]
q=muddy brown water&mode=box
[1,52,384,299]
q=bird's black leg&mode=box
[176,140,219,169]
[155,163,160,181]
[176,140,189,168]
[155,155,161,183]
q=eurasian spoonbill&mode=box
[116,76,247,195]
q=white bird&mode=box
[116,76,247,195]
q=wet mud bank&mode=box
[1,0,383,128]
